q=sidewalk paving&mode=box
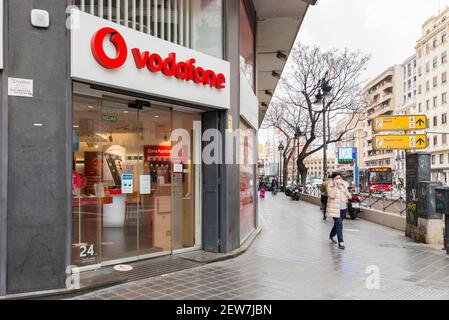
[74,194,449,300]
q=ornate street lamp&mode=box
[278,141,285,191]
[314,72,333,180]
[396,152,405,190]
[294,128,306,184]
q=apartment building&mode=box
[362,65,404,169]
[415,7,449,183]
[305,157,338,180]
[401,55,418,114]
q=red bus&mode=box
[359,167,393,193]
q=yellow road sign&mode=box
[373,134,427,150]
[373,115,427,131]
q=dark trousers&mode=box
[321,195,328,217]
[330,209,346,243]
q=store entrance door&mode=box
[99,98,175,263]
[99,98,141,263]
[72,92,201,268]
[72,95,174,267]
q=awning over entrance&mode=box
[254,0,317,127]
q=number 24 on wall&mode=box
[80,244,95,258]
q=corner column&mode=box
[5,0,70,294]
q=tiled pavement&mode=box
[75,194,449,300]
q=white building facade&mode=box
[415,8,449,183]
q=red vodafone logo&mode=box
[90,27,226,90]
[91,27,128,69]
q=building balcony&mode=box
[367,102,394,120]
[366,76,394,95]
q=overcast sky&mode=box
[297,0,448,83]
[260,0,448,146]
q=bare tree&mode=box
[263,44,369,184]
[262,105,298,188]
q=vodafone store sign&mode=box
[71,10,230,109]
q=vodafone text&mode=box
[91,27,226,89]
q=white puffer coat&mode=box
[326,183,351,218]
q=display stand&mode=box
[103,189,127,228]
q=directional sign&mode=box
[373,115,427,131]
[373,134,427,150]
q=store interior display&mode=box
[71,93,200,267]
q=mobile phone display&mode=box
[104,152,123,186]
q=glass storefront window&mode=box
[172,111,201,250]
[72,96,103,267]
[72,90,201,267]
[240,119,256,242]
[75,0,223,56]
[191,0,223,59]
[240,0,255,89]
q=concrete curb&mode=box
[177,226,263,264]
[0,226,264,300]
[358,209,406,232]
[0,278,127,301]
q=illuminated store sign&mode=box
[71,10,230,110]
[91,27,226,90]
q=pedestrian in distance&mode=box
[320,177,332,221]
[259,184,266,199]
[327,172,352,250]
[258,178,265,191]
[271,178,278,195]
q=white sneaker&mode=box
[338,243,346,250]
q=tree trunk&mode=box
[283,158,289,189]
[297,159,308,185]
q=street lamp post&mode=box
[314,72,333,180]
[292,152,296,185]
[396,152,405,190]
[278,142,285,191]
[294,129,303,184]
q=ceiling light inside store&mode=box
[96,133,109,141]
[154,115,160,118]
[88,105,94,109]
[33,123,43,127]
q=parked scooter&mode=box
[290,185,302,201]
[284,184,295,197]
[347,191,362,220]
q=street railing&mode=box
[303,185,321,197]
[301,186,407,216]
[358,192,407,216]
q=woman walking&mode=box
[326,173,352,250]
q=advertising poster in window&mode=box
[84,152,102,196]
[144,145,172,185]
